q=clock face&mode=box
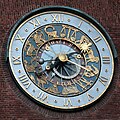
[7,6,115,110]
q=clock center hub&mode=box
[58,54,68,62]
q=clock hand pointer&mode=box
[67,52,79,57]
[67,59,97,76]
[67,59,90,72]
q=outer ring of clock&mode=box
[6,6,117,110]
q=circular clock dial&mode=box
[23,24,100,97]
[8,7,115,109]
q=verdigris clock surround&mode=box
[6,6,117,110]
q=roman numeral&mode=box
[99,76,108,86]
[78,20,83,28]
[102,56,110,64]
[93,36,102,43]
[37,92,48,102]
[15,34,25,43]
[18,74,31,89]
[86,93,94,101]
[64,98,72,107]
[51,14,64,22]
[29,18,40,29]
[12,56,21,65]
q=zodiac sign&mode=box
[44,25,58,39]
[30,56,37,64]
[62,85,79,95]
[24,40,36,56]
[77,36,99,63]
[37,76,48,88]
[60,24,79,41]
[24,60,35,72]
[33,31,45,47]
[84,65,99,78]
[60,25,66,38]
[86,49,99,63]
[77,36,92,53]
[46,84,60,94]
[29,74,35,82]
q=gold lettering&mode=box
[33,31,45,47]
[44,25,58,39]
[29,18,40,29]
[60,25,79,41]
[64,98,72,107]
[51,14,64,22]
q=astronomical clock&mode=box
[7,6,117,110]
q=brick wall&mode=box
[0,0,120,120]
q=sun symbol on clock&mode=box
[78,36,92,53]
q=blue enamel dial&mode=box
[23,24,100,97]
[8,7,115,109]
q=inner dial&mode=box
[37,39,85,80]
[23,24,100,97]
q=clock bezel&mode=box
[6,6,117,111]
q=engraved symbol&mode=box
[84,65,99,78]
[60,25,79,41]
[29,18,40,29]
[37,75,48,88]
[45,44,50,51]
[86,93,94,101]
[15,48,19,51]
[64,98,72,107]
[62,85,79,95]
[12,56,21,65]
[15,34,25,43]
[60,25,66,37]
[18,74,31,89]
[102,56,110,64]
[44,25,58,39]
[78,20,83,28]
[67,18,70,22]
[99,76,108,86]
[93,36,102,43]
[24,41,36,56]
[51,14,64,22]
[78,36,92,53]
[37,92,48,102]
[33,31,45,47]
[74,78,92,90]
[24,60,35,72]
[86,49,99,63]
[47,84,60,94]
